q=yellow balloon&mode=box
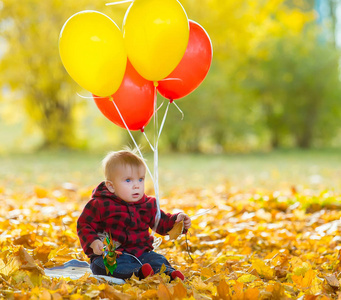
[123,0,189,82]
[59,10,127,97]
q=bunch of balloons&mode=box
[59,0,212,132]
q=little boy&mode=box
[77,149,191,281]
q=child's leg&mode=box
[139,251,184,280]
[90,253,153,280]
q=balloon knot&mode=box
[153,81,159,87]
[140,127,145,133]
[169,99,174,104]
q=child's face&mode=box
[107,164,146,203]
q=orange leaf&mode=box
[233,281,244,300]
[13,233,36,248]
[168,221,184,240]
[301,269,316,289]
[244,288,260,300]
[141,290,158,299]
[100,284,131,300]
[173,282,187,299]
[18,246,44,274]
[217,279,230,300]
[39,290,51,300]
[157,283,172,300]
[52,292,63,300]
[34,244,53,263]
[265,282,287,299]
[201,267,215,278]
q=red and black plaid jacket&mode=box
[77,181,178,258]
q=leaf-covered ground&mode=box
[1,183,341,299]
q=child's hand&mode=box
[176,212,191,230]
[90,239,104,255]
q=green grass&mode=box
[0,149,340,194]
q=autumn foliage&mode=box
[0,183,341,299]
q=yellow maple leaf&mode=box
[159,263,167,274]
[237,274,258,283]
[252,258,275,280]
[0,256,21,276]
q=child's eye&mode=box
[125,179,131,183]
[139,178,143,182]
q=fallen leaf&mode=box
[244,288,260,300]
[237,274,257,283]
[216,279,230,300]
[201,267,215,279]
[325,275,340,289]
[168,221,184,240]
[251,258,275,280]
[19,246,44,274]
[141,289,158,299]
[173,282,187,299]
[159,263,167,274]
[157,283,172,300]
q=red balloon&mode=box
[157,20,213,101]
[94,61,155,131]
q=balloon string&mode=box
[77,93,96,99]
[172,101,184,120]
[156,101,164,112]
[110,99,154,182]
[152,88,161,234]
[158,101,170,140]
[141,99,170,235]
[106,0,133,6]
[142,131,155,152]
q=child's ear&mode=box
[105,181,115,194]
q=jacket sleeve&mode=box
[147,197,178,235]
[154,209,179,235]
[77,199,101,256]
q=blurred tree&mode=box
[0,0,126,149]
[159,0,319,152]
[1,0,339,152]
[243,29,341,148]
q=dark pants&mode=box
[90,251,175,280]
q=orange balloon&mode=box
[157,20,213,101]
[94,61,155,131]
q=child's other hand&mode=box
[90,239,104,255]
[176,212,191,230]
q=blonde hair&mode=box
[102,149,146,180]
